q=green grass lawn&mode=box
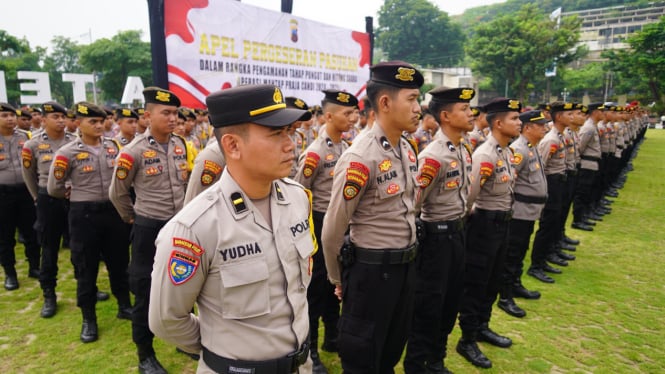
[2,130,665,373]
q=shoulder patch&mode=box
[302,152,320,178]
[343,161,370,200]
[479,161,494,177]
[115,153,134,180]
[22,147,32,169]
[417,158,441,188]
[172,237,205,256]
[168,251,199,285]
[53,155,69,180]
[201,160,223,186]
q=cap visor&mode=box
[253,108,311,127]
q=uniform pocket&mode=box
[294,233,315,288]
[220,259,270,319]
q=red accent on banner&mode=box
[165,0,210,43]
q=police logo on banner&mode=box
[168,251,199,285]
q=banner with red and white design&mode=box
[164,0,371,108]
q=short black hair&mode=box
[366,80,401,112]
[428,101,455,125]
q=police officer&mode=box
[47,102,132,343]
[411,106,437,153]
[467,105,488,152]
[149,84,315,374]
[114,108,139,147]
[0,103,40,290]
[322,61,423,373]
[16,108,33,131]
[28,107,44,134]
[184,139,226,205]
[21,101,75,317]
[136,107,149,135]
[529,102,574,283]
[573,103,604,227]
[456,98,520,369]
[294,89,355,373]
[498,110,549,319]
[109,87,189,374]
[403,87,474,374]
[286,97,309,178]
[289,97,317,149]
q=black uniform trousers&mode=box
[308,212,339,349]
[338,257,415,374]
[501,218,535,297]
[68,201,130,310]
[573,168,596,222]
[0,185,40,275]
[130,215,168,357]
[404,224,465,373]
[458,210,510,335]
[560,169,578,232]
[532,174,565,269]
[36,191,67,290]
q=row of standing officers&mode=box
[0,59,648,374]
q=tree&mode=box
[376,0,465,67]
[558,62,606,102]
[466,4,585,103]
[0,30,44,105]
[42,36,84,105]
[79,30,153,103]
[622,16,665,107]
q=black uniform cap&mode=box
[74,102,107,118]
[16,109,32,119]
[115,108,139,120]
[587,102,605,112]
[0,102,17,113]
[42,101,68,115]
[484,98,522,114]
[429,87,476,104]
[370,61,424,89]
[143,86,181,107]
[519,110,549,125]
[285,97,310,111]
[320,90,358,108]
[206,85,311,128]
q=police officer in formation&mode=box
[149,84,315,374]
[456,98,521,369]
[294,89,357,373]
[21,101,75,318]
[47,102,132,343]
[109,87,189,374]
[0,103,40,290]
[404,87,474,374]
[322,61,423,373]
[184,138,226,205]
[1,65,652,374]
[497,110,549,319]
[573,103,605,227]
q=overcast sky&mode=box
[1,0,506,49]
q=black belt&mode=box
[581,155,601,162]
[202,341,309,374]
[567,169,578,177]
[424,218,465,234]
[134,215,170,229]
[69,200,115,212]
[514,193,547,204]
[38,186,48,194]
[0,184,27,193]
[353,243,418,265]
[473,208,512,222]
